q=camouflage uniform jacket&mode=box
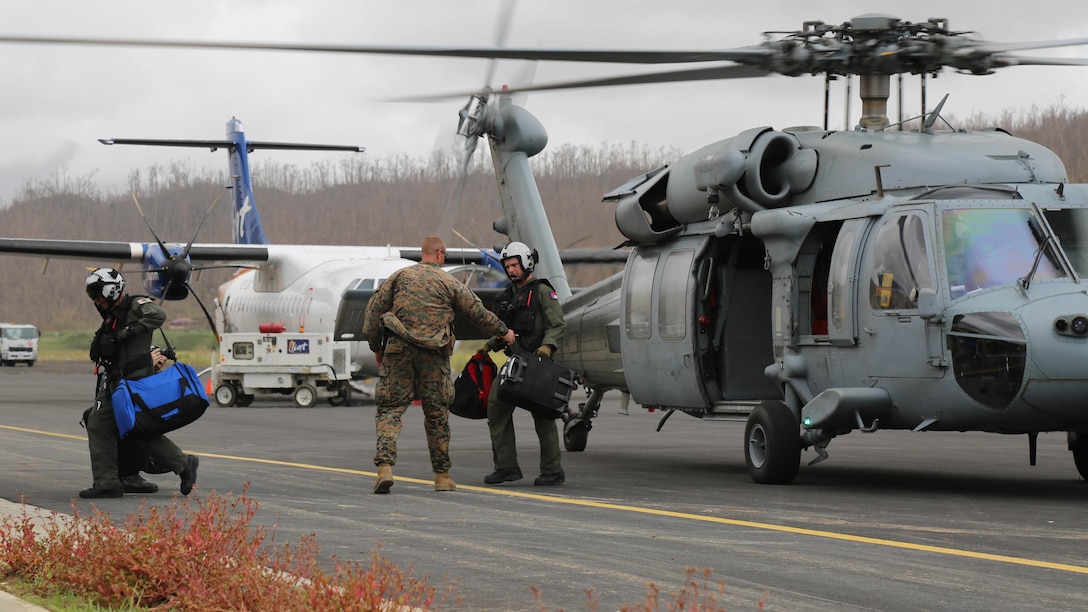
[363,262,509,353]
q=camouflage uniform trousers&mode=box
[374,339,455,473]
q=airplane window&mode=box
[868,213,933,310]
[659,250,693,339]
[625,251,657,339]
[943,208,1065,298]
[828,226,857,333]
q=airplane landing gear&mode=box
[744,401,801,484]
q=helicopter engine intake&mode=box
[610,129,818,245]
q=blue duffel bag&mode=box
[112,362,209,438]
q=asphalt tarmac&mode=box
[2,362,1088,611]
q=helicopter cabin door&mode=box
[855,208,944,380]
[620,236,711,409]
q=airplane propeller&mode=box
[131,193,224,337]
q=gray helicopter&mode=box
[351,14,1088,485]
[5,15,1088,484]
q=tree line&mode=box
[1,103,1086,333]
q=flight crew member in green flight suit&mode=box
[80,268,200,499]
[479,241,568,486]
[363,236,515,495]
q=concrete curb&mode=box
[0,499,63,612]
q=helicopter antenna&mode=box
[921,94,951,134]
[844,75,851,131]
[921,72,928,128]
[897,74,904,130]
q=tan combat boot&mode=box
[374,464,394,494]
[434,471,456,491]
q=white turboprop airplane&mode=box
[0,118,511,378]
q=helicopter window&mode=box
[625,251,657,340]
[868,213,933,310]
[913,185,1022,201]
[659,250,693,339]
[942,208,1064,298]
[828,225,857,334]
[1041,208,1088,277]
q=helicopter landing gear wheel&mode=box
[744,401,801,484]
[214,383,237,407]
[293,384,318,408]
[563,419,592,452]
[1070,433,1088,480]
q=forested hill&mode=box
[1,105,1086,332]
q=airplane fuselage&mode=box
[217,246,413,376]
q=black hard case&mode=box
[497,350,578,419]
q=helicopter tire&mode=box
[214,383,237,407]
[744,401,801,484]
[235,393,254,407]
[293,384,318,408]
[1071,434,1088,480]
[563,419,591,452]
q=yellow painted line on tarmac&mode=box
[0,424,86,441]
[6,423,1088,575]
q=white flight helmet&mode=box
[85,268,125,303]
[500,241,537,274]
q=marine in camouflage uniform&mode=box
[363,236,513,494]
[81,268,199,499]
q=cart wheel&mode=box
[214,383,237,407]
[293,384,318,408]
[328,385,352,407]
[235,393,254,407]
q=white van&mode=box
[0,323,40,366]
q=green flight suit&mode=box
[87,295,187,491]
[484,278,567,475]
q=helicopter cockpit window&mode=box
[659,250,693,339]
[625,251,657,340]
[943,208,1065,298]
[912,185,1022,201]
[1041,208,1088,277]
[868,213,933,311]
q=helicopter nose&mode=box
[1017,294,1088,416]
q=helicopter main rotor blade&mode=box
[394,64,772,101]
[972,36,1088,55]
[999,56,1088,67]
[0,34,773,65]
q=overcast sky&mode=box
[1,0,1087,204]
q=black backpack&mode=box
[450,352,498,419]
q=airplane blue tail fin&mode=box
[99,118,365,246]
[226,118,269,245]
